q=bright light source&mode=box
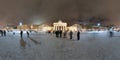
[19,22,22,26]
[97,23,100,26]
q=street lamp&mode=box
[19,22,22,30]
[97,23,101,27]
[97,23,101,31]
[19,22,22,26]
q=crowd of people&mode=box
[0,30,6,36]
[53,30,81,40]
[0,29,114,39]
[0,30,30,38]
[52,30,115,40]
[20,31,30,38]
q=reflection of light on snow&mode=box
[88,31,106,33]
[12,30,27,33]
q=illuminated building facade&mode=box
[53,20,67,31]
[16,20,83,32]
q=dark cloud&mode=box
[0,0,120,26]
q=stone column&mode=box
[57,26,58,30]
[54,25,55,30]
[55,26,57,31]
[63,26,65,31]
[62,26,63,31]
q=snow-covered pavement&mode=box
[0,31,120,60]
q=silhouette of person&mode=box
[55,30,57,37]
[63,31,67,38]
[59,30,62,38]
[13,32,15,35]
[0,30,3,36]
[109,31,113,37]
[20,31,23,38]
[55,30,59,38]
[3,30,6,36]
[69,31,73,39]
[0,30,2,35]
[57,30,59,37]
[26,31,29,37]
[77,31,80,40]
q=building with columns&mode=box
[16,20,83,32]
[53,20,67,31]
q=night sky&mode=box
[0,0,120,26]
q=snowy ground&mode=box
[0,31,120,60]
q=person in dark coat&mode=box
[77,31,80,40]
[55,30,59,38]
[69,31,73,39]
[59,30,62,38]
[26,31,29,37]
[109,31,113,37]
[20,31,23,38]
[63,31,67,38]
[13,32,15,35]
[0,30,3,36]
[55,30,57,37]
[3,30,6,36]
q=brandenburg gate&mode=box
[53,20,67,31]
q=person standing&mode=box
[26,31,29,37]
[13,32,15,35]
[77,31,80,40]
[3,30,6,36]
[55,30,58,38]
[20,31,23,38]
[69,31,73,39]
[109,31,113,37]
[0,30,3,36]
[59,30,62,38]
[63,31,67,38]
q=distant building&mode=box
[53,20,82,31]
[16,20,83,32]
[17,25,29,30]
[38,24,52,31]
[3,24,16,30]
[53,20,67,31]
[68,24,82,31]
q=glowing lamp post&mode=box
[97,23,101,27]
[30,25,33,30]
[19,22,22,30]
[97,23,101,31]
